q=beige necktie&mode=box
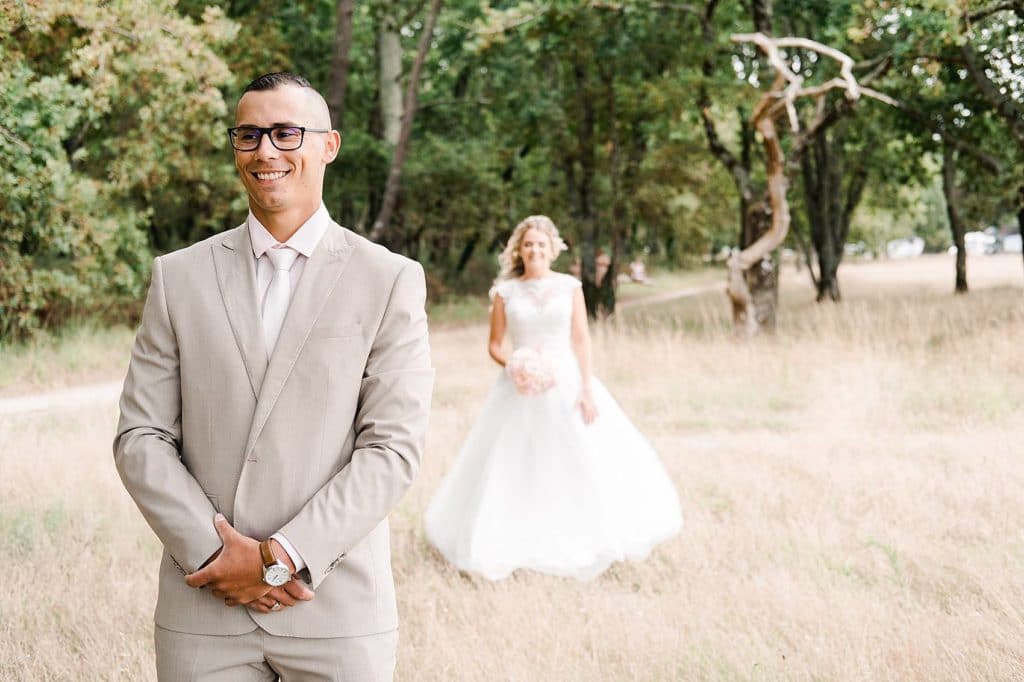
[262,247,299,357]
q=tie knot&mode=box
[266,247,298,272]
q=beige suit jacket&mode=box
[114,221,433,638]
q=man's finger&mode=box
[248,596,284,614]
[282,579,314,601]
[185,565,214,588]
[213,513,235,542]
[186,516,234,588]
[269,591,296,608]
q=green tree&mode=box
[1,1,238,339]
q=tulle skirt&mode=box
[424,365,683,580]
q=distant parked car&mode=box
[886,236,925,259]
[963,231,999,255]
[1003,233,1022,253]
[844,241,868,258]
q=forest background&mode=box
[2,0,1023,340]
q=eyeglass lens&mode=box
[231,127,304,151]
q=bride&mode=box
[424,215,682,580]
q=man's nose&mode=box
[254,132,280,158]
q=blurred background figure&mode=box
[629,256,650,284]
[424,215,682,581]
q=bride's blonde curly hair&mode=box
[495,215,569,282]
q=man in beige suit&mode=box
[114,72,433,681]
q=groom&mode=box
[114,72,433,680]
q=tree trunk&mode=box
[326,0,355,129]
[570,57,601,319]
[725,71,793,336]
[751,0,773,34]
[942,143,968,294]
[598,64,624,317]
[369,0,443,245]
[1018,184,1024,274]
[800,124,868,303]
[454,231,480,274]
[738,202,779,331]
[378,12,403,146]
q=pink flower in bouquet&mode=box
[507,347,556,395]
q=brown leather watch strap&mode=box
[259,539,276,568]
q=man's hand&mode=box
[185,514,269,604]
[243,577,315,613]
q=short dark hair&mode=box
[242,72,313,94]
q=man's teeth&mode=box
[255,171,287,180]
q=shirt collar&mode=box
[248,203,330,259]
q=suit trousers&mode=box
[155,625,398,682]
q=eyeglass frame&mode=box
[227,125,332,152]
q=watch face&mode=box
[265,564,290,587]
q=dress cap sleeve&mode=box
[489,278,516,302]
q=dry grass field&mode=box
[1,253,1022,680]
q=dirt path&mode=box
[617,282,722,309]
[0,280,726,418]
[0,380,123,417]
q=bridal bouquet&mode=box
[507,347,556,395]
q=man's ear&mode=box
[323,130,342,164]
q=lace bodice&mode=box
[492,273,581,356]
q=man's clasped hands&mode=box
[185,514,314,614]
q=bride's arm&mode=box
[570,287,598,423]
[488,294,508,367]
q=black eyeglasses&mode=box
[227,125,330,151]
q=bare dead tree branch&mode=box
[724,32,896,335]
[733,33,899,132]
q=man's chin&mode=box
[247,190,288,212]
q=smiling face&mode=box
[518,227,554,277]
[233,84,340,236]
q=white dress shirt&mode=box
[247,203,331,574]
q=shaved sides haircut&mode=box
[242,72,313,93]
[240,72,332,129]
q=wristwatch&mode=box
[260,539,291,587]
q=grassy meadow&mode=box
[1,253,1023,680]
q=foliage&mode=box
[0,0,238,340]
[3,0,1023,340]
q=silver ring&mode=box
[270,600,282,611]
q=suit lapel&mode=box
[243,222,354,459]
[212,226,267,399]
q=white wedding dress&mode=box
[424,273,682,580]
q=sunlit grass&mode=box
[0,323,134,397]
[615,266,722,303]
[1,254,1022,679]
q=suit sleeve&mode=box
[279,260,434,588]
[113,256,222,573]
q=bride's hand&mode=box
[576,389,598,425]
